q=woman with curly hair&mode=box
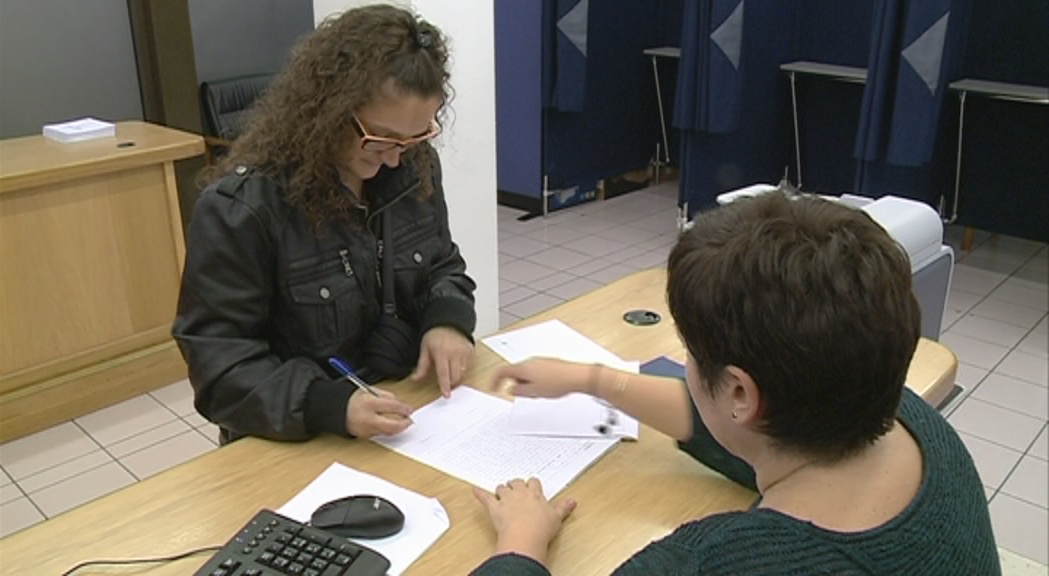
[173,4,476,443]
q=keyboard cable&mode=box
[59,545,223,576]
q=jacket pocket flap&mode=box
[287,272,357,305]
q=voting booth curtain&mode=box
[674,0,1047,243]
[673,0,795,215]
[496,0,681,212]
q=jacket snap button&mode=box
[234,165,247,175]
[413,252,423,263]
[319,287,330,299]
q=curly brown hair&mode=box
[204,4,452,226]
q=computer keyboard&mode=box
[194,509,391,576]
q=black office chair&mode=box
[199,73,274,164]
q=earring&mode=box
[731,410,738,419]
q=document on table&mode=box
[481,319,641,439]
[277,462,449,576]
[373,387,618,497]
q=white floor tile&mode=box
[951,264,1007,296]
[0,497,44,538]
[588,264,638,285]
[568,234,630,258]
[972,373,1049,420]
[950,315,1030,349]
[498,277,518,294]
[946,289,983,313]
[997,547,1049,576]
[149,379,196,417]
[962,251,1030,276]
[968,299,1045,330]
[0,481,24,505]
[75,394,177,446]
[990,494,1049,565]
[997,350,1049,388]
[29,462,135,518]
[196,424,221,446]
[1030,427,1048,461]
[0,466,11,486]
[120,430,217,480]
[546,277,604,301]
[1016,329,1049,359]
[939,332,1012,370]
[524,223,590,244]
[568,257,615,278]
[499,235,550,258]
[499,285,539,307]
[0,422,98,480]
[957,432,1025,490]
[621,249,668,270]
[107,419,193,459]
[17,450,113,494]
[524,246,595,271]
[949,398,1045,452]
[182,411,210,428]
[1001,456,1049,508]
[956,363,991,391]
[941,307,964,332]
[499,311,522,329]
[991,280,1049,313]
[528,271,577,292]
[499,259,558,285]
[503,293,563,319]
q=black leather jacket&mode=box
[172,159,475,442]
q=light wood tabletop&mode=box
[0,269,957,575]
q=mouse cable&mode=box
[59,545,223,576]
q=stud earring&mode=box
[731,410,738,419]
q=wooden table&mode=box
[0,269,957,575]
[0,121,203,442]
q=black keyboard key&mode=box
[193,510,390,576]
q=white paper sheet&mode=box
[277,462,449,576]
[373,387,618,497]
[508,392,640,439]
[481,319,641,439]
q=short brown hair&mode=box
[666,191,921,460]
[207,4,451,225]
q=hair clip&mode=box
[416,30,434,48]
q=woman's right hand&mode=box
[492,358,593,399]
[345,389,414,438]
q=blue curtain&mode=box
[673,0,745,134]
[674,0,795,214]
[542,0,589,112]
[854,0,971,195]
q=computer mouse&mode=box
[310,495,405,539]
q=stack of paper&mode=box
[42,117,115,143]
[374,387,618,497]
[481,319,641,439]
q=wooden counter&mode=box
[0,121,204,442]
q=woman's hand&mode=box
[413,326,474,398]
[492,358,593,399]
[473,478,577,565]
[345,389,414,438]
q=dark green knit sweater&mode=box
[471,389,1000,575]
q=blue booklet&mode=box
[640,356,685,379]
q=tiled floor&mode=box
[1,181,1046,568]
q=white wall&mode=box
[312,0,500,337]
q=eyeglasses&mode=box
[351,115,441,152]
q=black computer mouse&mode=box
[310,495,405,539]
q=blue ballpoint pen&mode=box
[327,357,380,397]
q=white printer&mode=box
[713,185,954,340]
